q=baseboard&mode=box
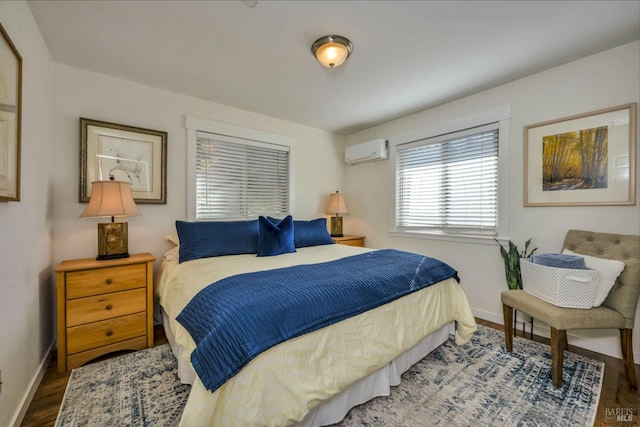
[473,308,640,364]
[10,340,54,427]
[472,308,502,324]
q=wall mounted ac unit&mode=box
[345,138,388,165]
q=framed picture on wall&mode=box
[80,118,167,204]
[0,23,22,202]
[524,103,636,206]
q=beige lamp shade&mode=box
[80,180,140,219]
[327,191,349,214]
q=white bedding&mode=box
[156,244,477,426]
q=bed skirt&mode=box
[162,309,451,426]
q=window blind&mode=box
[195,132,290,220]
[396,123,499,235]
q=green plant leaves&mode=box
[495,238,537,290]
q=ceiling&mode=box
[28,1,640,135]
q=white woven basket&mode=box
[520,259,600,309]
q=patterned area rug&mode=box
[56,345,190,427]
[335,326,603,426]
[56,325,602,427]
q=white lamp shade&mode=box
[327,192,349,215]
[315,43,349,68]
[80,180,141,218]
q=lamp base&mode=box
[330,216,344,238]
[97,222,129,260]
[96,252,130,260]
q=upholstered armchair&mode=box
[501,229,639,389]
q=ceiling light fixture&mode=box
[311,35,353,68]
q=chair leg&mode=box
[620,329,638,390]
[503,303,513,352]
[560,329,569,351]
[550,327,564,388]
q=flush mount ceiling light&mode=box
[311,35,353,68]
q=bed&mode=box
[156,218,477,426]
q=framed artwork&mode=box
[0,23,22,202]
[524,103,636,206]
[80,118,167,204]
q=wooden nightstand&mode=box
[332,235,365,247]
[55,253,155,372]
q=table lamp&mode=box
[327,190,349,237]
[81,177,140,260]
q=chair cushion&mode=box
[501,290,625,330]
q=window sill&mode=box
[389,230,505,246]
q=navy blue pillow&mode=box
[268,217,335,248]
[257,215,296,257]
[176,220,259,263]
[292,218,335,248]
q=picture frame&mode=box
[80,118,167,204]
[524,103,636,207]
[0,23,22,202]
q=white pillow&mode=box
[562,249,625,307]
[164,232,179,246]
[163,246,179,261]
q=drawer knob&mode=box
[106,330,114,337]
[105,304,113,310]
[105,279,113,285]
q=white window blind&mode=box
[195,131,290,220]
[396,123,499,235]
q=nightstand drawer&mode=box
[66,288,147,327]
[66,264,147,299]
[66,312,147,354]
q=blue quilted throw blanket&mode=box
[177,249,458,392]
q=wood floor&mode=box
[20,320,639,427]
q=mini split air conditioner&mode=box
[345,139,388,165]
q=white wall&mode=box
[0,1,54,426]
[52,64,347,268]
[344,41,640,360]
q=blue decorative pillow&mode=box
[257,215,296,257]
[176,220,259,263]
[267,217,334,248]
[291,218,335,248]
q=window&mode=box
[186,117,295,221]
[396,123,499,236]
[195,132,289,220]
[391,106,511,242]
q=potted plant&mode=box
[496,238,537,337]
[495,238,537,290]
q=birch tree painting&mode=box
[542,125,608,191]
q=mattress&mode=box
[156,244,477,426]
